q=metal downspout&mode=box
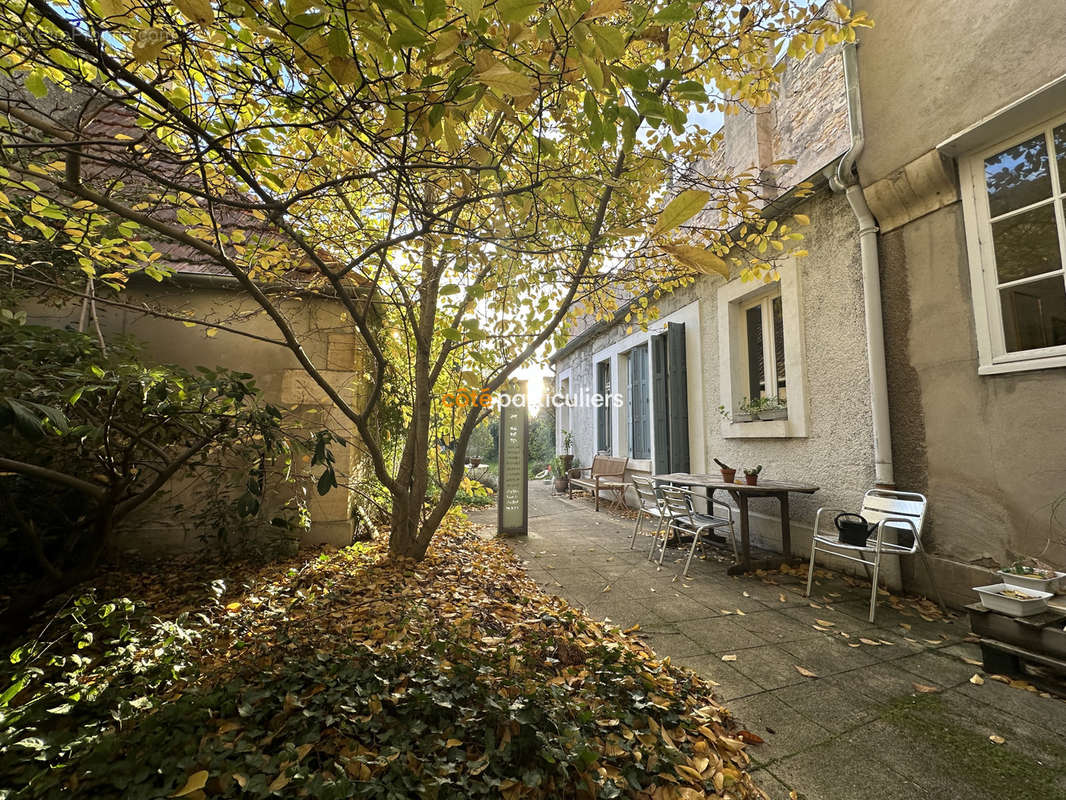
[829,10,895,488]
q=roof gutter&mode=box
[828,6,894,487]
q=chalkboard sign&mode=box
[497,402,528,535]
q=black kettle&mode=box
[835,513,877,546]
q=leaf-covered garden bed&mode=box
[1,515,764,799]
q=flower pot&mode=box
[553,477,569,492]
[469,457,482,467]
[744,474,759,486]
[757,409,787,421]
[733,413,754,423]
[720,468,737,483]
[560,453,574,471]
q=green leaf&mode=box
[496,0,539,24]
[441,327,462,341]
[590,25,625,60]
[651,189,709,236]
[25,71,48,98]
[457,0,484,22]
[388,17,426,49]
[475,61,534,96]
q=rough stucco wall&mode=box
[557,190,879,565]
[857,0,1066,586]
[882,205,1066,570]
[856,0,1066,185]
[29,286,369,550]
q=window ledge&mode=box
[721,419,806,439]
[979,353,1066,375]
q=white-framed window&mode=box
[960,112,1066,374]
[718,260,808,439]
[739,292,788,404]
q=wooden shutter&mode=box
[651,333,670,474]
[667,322,689,472]
[628,346,650,459]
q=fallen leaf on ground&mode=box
[815,619,835,627]
[171,771,208,798]
[721,654,737,662]
[859,638,881,646]
[913,683,940,693]
[794,665,818,678]
[962,657,982,666]
[989,734,1005,744]
[601,584,611,593]
[736,730,765,744]
[970,674,985,685]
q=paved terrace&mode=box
[470,481,1066,800]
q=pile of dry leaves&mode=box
[1,513,766,799]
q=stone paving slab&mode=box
[470,482,1066,800]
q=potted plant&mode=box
[550,456,569,492]
[757,397,788,421]
[713,457,737,483]
[734,397,759,423]
[744,465,763,486]
[469,456,482,468]
[559,430,575,472]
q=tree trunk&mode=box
[388,493,428,560]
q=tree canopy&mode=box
[0,0,871,557]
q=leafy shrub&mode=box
[0,319,339,624]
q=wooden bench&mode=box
[569,455,629,511]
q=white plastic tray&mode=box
[974,583,1052,617]
[998,569,1066,595]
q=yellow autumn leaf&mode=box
[969,674,985,685]
[651,189,709,236]
[132,28,168,63]
[583,0,623,20]
[170,770,208,798]
[268,773,290,793]
[660,244,729,277]
[174,0,214,26]
[475,61,534,96]
[793,213,810,225]
[225,601,241,612]
[794,665,817,678]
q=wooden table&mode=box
[654,473,819,574]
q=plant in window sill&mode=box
[743,465,763,486]
[733,397,758,423]
[716,404,733,423]
[757,397,788,421]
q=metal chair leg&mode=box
[726,521,739,561]
[630,509,644,550]
[682,531,700,578]
[868,548,881,623]
[805,541,818,597]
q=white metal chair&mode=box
[805,489,946,623]
[630,476,667,556]
[656,486,737,578]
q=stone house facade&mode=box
[553,1,1066,605]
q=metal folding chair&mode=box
[657,486,737,578]
[630,476,666,556]
[804,489,946,622]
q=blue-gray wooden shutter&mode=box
[667,322,690,473]
[628,346,650,459]
[651,332,670,474]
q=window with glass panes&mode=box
[741,292,787,403]
[963,116,1066,368]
